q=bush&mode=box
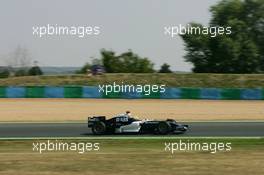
[101,49,155,73]
[159,63,172,73]
[0,69,10,78]
[28,66,43,76]
[15,69,28,77]
[76,63,91,74]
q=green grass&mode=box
[0,138,263,175]
[1,73,264,88]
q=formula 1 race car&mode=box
[88,114,189,135]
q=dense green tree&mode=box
[159,63,172,73]
[181,0,264,73]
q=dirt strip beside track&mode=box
[0,99,264,122]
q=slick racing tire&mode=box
[92,121,106,135]
[157,121,171,134]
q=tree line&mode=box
[77,49,172,74]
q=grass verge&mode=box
[0,138,263,175]
[1,73,264,87]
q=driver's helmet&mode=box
[125,111,131,117]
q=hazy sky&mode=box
[0,0,220,71]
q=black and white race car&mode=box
[88,114,189,135]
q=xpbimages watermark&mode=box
[164,24,232,38]
[32,140,100,154]
[98,82,166,96]
[164,140,232,154]
[32,24,100,38]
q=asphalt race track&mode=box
[0,122,263,137]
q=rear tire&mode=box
[92,122,106,135]
[157,122,171,134]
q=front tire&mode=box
[92,122,106,135]
[157,121,171,134]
